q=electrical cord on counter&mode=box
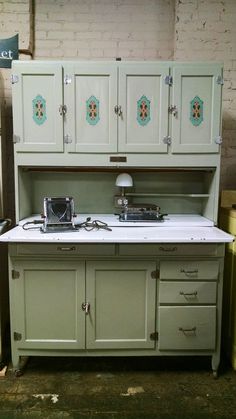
[22,220,44,230]
[22,217,112,232]
[76,217,112,231]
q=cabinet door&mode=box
[10,261,85,350]
[86,260,157,349]
[12,62,64,152]
[64,63,117,153]
[118,63,170,153]
[171,64,222,153]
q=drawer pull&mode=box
[179,291,198,298]
[179,326,196,335]
[180,269,198,276]
[57,246,76,252]
[159,246,177,252]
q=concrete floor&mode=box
[0,356,236,419]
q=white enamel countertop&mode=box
[0,214,234,244]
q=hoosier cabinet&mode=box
[0,60,233,377]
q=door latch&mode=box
[82,302,90,315]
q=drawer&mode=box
[160,260,219,280]
[159,281,217,304]
[158,306,216,350]
[14,243,116,256]
[119,244,223,257]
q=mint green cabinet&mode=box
[64,63,118,153]
[12,62,64,152]
[171,64,222,153]
[12,61,223,157]
[86,260,157,349]
[10,260,86,355]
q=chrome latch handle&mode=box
[82,302,90,315]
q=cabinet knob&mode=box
[114,105,122,117]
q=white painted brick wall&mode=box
[174,0,236,189]
[34,0,175,60]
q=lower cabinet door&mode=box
[10,260,86,350]
[158,306,216,350]
[86,260,157,349]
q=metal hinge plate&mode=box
[11,74,19,84]
[64,134,72,144]
[64,75,72,84]
[13,135,20,144]
[151,270,160,279]
[216,75,224,85]
[14,332,22,341]
[12,270,20,279]
[165,75,172,86]
[150,332,158,341]
[215,136,222,145]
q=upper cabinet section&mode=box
[64,62,169,153]
[171,64,223,153]
[12,62,64,152]
[11,60,223,158]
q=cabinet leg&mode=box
[12,355,29,377]
[211,353,220,379]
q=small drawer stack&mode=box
[158,260,219,351]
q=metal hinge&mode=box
[216,75,224,85]
[165,75,173,86]
[14,332,22,341]
[64,134,72,144]
[215,136,222,145]
[13,135,20,144]
[64,75,72,84]
[151,270,160,279]
[150,332,158,341]
[11,74,19,84]
[163,136,172,145]
[12,270,20,279]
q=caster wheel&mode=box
[14,369,23,377]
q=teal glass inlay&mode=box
[32,94,47,125]
[86,95,100,125]
[137,95,151,126]
[190,95,203,126]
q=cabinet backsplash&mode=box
[18,168,217,221]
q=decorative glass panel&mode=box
[86,95,100,125]
[32,94,47,125]
[190,95,203,126]
[137,95,151,126]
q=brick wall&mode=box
[34,0,174,60]
[0,0,236,195]
[174,0,236,189]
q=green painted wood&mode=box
[12,61,64,152]
[158,306,216,350]
[64,62,118,153]
[10,260,86,349]
[171,63,222,153]
[118,63,169,153]
[86,260,157,349]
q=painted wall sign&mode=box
[0,34,18,68]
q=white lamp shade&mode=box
[115,173,133,187]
